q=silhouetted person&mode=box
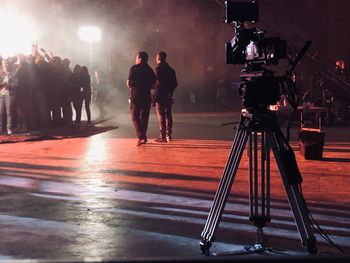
[33,55,52,129]
[62,58,73,126]
[71,64,83,125]
[127,51,156,146]
[0,59,15,134]
[80,66,92,125]
[71,65,92,126]
[153,51,177,142]
[13,55,30,132]
[49,56,65,126]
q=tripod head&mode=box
[238,65,280,111]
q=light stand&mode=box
[78,26,101,73]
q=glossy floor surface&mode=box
[0,111,349,262]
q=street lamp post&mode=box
[78,26,101,73]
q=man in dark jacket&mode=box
[127,51,156,146]
[153,51,177,142]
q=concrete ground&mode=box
[0,109,349,262]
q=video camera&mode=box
[223,1,290,109]
[224,1,287,66]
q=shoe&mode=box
[166,135,172,142]
[136,139,147,146]
[7,129,13,135]
[154,137,167,143]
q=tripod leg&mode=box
[266,130,317,254]
[249,131,271,229]
[200,123,249,255]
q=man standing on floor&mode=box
[153,51,178,142]
[127,51,156,146]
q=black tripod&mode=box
[200,107,317,256]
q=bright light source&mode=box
[0,8,40,57]
[78,26,102,43]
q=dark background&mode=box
[2,0,349,110]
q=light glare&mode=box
[0,8,40,57]
[78,26,102,43]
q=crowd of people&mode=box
[0,48,178,145]
[0,47,92,135]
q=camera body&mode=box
[226,27,287,66]
[224,1,287,109]
[225,1,287,66]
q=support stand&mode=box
[200,108,317,256]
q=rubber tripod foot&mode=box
[200,240,211,256]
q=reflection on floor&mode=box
[0,134,349,261]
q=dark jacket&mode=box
[81,73,91,95]
[154,62,177,103]
[70,71,84,99]
[8,64,29,97]
[8,69,21,96]
[128,63,156,105]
